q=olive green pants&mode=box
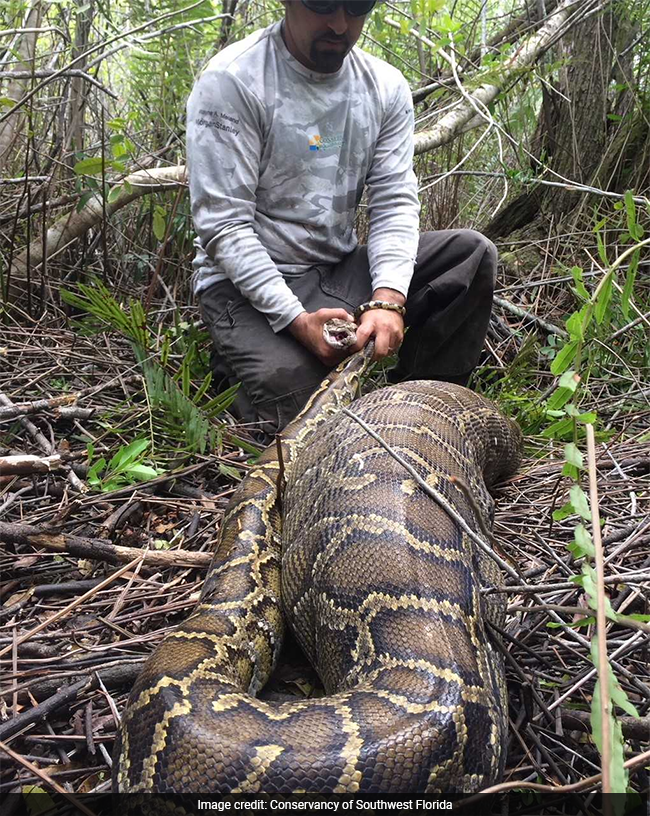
[199,230,496,439]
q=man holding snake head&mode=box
[187,0,496,439]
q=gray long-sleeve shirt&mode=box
[187,20,420,332]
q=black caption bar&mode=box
[0,791,645,816]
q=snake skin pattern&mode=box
[114,344,522,793]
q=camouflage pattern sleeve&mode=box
[365,75,421,298]
[186,68,304,332]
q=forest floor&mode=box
[0,245,648,813]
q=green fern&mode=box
[60,280,237,454]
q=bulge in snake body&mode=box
[114,374,522,794]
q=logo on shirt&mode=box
[308,132,344,152]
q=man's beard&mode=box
[310,34,350,72]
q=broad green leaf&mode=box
[547,387,574,412]
[591,637,639,717]
[437,12,462,32]
[564,443,584,469]
[591,680,629,794]
[581,565,617,620]
[552,500,574,522]
[562,462,580,480]
[107,185,123,205]
[126,464,159,481]
[76,191,96,212]
[624,190,641,241]
[570,485,591,520]
[542,417,574,439]
[565,405,597,424]
[153,210,166,242]
[108,117,126,131]
[108,446,126,471]
[621,249,639,321]
[74,157,106,175]
[101,478,124,492]
[110,439,149,471]
[594,275,613,325]
[571,266,590,300]
[559,370,580,391]
[87,457,106,482]
[569,523,594,558]
[112,137,128,159]
[550,340,578,375]
[596,229,609,266]
[565,312,584,340]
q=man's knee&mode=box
[452,229,497,294]
[418,228,496,271]
[466,229,497,272]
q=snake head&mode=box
[322,318,357,350]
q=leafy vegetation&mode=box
[60,280,238,457]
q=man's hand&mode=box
[288,307,355,366]
[352,287,406,360]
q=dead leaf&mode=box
[4,587,34,607]
[77,559,94,577]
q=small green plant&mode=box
[87,439,160,492]
[61,280,238,454]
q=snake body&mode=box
[114,343,522,793]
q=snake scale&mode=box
[114,341,522,794]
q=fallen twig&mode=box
[0,454,64,476]
[0,520,212,569]
[0,393,79,421]
[0,677,93,741]
[493,294,568,337]
[561,709,650,742]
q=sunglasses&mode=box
[301,1,378,17]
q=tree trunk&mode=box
[0,1,43,171]
[66,0,95,162]
[484,6,646,241]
